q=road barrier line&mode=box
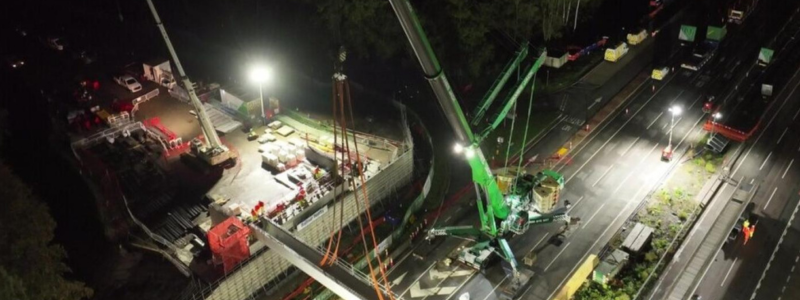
[760,152,772,171]
[764,187,779,210]
[592,165,614,187]
[545,242,571,272]
[783,159,794,179]
[722,257,739,286]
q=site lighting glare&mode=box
[713,112,722,120]
[669,105,682,116]
[465,148,475,158]
[249,65,274,125]
[249,66,274,84]
[454,143,464,154]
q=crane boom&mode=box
[145,0,224,150]
[388,0,474,144]
[389,0,573,276]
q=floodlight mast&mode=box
[145,0,224,150]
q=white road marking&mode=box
[481,275,510,300]
[777,128,789,144]
[621,137,640,156]
[430,268,472,280]
[593,165,614,187]
[722,257,738,286]
[794,106,800,120]
[751,178,756,185]
[583,203,607,229]
[548,185,647,300]
[399,262,436,297]
[531,233,550,252]
[612,143,659,194]
[566,196,585,214]
[750,194,800,299]
[764,187,779,210]
[444,216,452,223]
[733,64,800,175]
[784,159,794,179]
[760,152,772,170]
[564,89,683,182]
[443,273,476,300]
[392,272,408,286]
[419,268,476,299]
[692,250,721,295]
[545,242,571,272]
[647,112,663,129]
[412,280,456,298]
[556,75,672,174]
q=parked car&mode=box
[4,56,25,69]
[247,129,259,141]
[113,75,142,93]
[45,37,66,51]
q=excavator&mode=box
[387,0,579,289]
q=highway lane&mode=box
[389,59,719,300]
[388,35,761,300]
[671,4,800,299]
[690,67,800,300]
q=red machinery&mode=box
[208,217,252,273]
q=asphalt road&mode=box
[688,28,800,300]
[387,42,715,300]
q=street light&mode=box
[250,65,274,125]
[711,112,722,138]
[662,105,682,161]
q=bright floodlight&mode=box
[670,105,682,116]
[453,143,464,154]
[250,66,273,84]
[713,112,722,119]
[465,148,475,158]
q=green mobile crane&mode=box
[387,0,576,277]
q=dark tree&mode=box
[303,0,603,78]
[0,161,93,300]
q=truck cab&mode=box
[652,66,669,80]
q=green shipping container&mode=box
[707,25,727,41]
[758,48,774,66]
[679,25,697,42]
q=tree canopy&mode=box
[0,161,93,300]
[303,0,602,79]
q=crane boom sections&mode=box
[470,45,529,127]
[479,52,547,142]
[388,0,475,143]
[145,0,223,149]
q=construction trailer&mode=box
[143,59,176,88]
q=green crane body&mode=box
[388,0,571,273]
